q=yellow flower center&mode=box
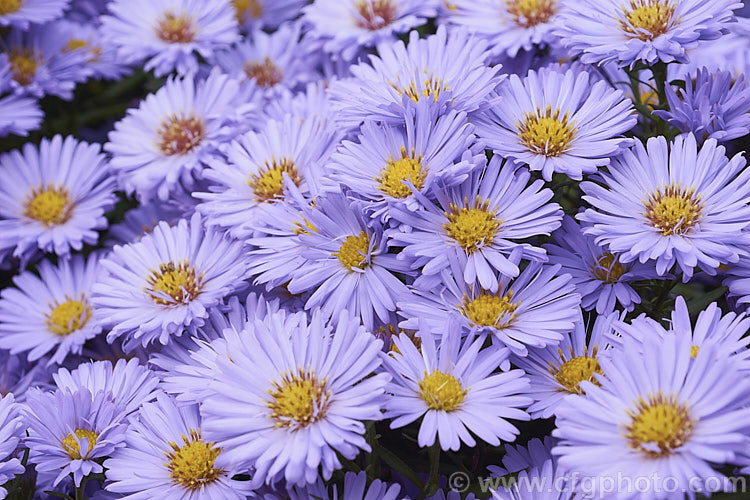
[376,146,425,199]
[156,12,196,43]
[244,56,283,88]
[165,429,223,490]
[419,370,467,412]
[145,260,204,306]
[47,297,91,336]
[247,157,301,202]
[233,0,263,22]
[24,184,74,226]
[157,114,205,156]
[0,0,22,15]
[459,290,519,329]
[64,38,88,52]
[591,253,626,283]
[690,345,699,358]
[8,47,38,86]
[395,77,450,104]
[62,429,98,460]
[355,0,397,30]
[444,196,501,254]
[505,0,557,28]
[333,231,370,271]
[549,346,602,394]
[518,105,576,158]
[643,184,704,236]
[267,368,331,429]
[620,0,676,41]
[624,392,695,458]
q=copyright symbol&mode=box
[449,471,470,493]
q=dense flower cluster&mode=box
[2,1,750,499]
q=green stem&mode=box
[75,476,89,500]
[425,443,441,497]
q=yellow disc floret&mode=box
[247,157,301,202]
[624,392,695,458]
[548,346,603,394]
[47,297,91,336]
[145,260,204,306]
[444,196,501,254]
[459,290,519,329]
[419,370,467,412]
[517,104,576,158]
[24,184,74,226]
[333,231,370,271]
[165,429,223,490]
[620,0,676,41]
[267,368,331,429]
[643,183,704,236]
[505,0,557,28]
[591,253,626,283]
[376,146,425,198]
[62,429,98,460]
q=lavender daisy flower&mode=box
[232,0,307,31]
[0,254,103,365]
[105,392,253,499]
[329,26,505,125]
[0,394,24,499]
[545,217,662,314]
[91,213,249,351]
[579,134,750,280]
[200,309,389,487]
[552,333,750,499]
[55,19,132,81]
[0,54,42,137]
[388,156,563,291]
[23,388,127,488]
[0,135,116,260]
[384,327,531,451]
[101,0,240,77]
[474,68,636,181]
[445,0,566,58]
[106,70,248,202]
[0,0,69,29]
[725,259,750,309]
[555,0,742,67]
[654,67,750,143]
[303,0,437,60]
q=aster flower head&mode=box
[555,0,742,67]
[92,213,249,351]
[388,155,563,292]
[0,54,43,137]
[0,394,24,499]
[200,308,389,487]
[24,388,127,488]
[303,0,437,60]
[105,199,187,247]
[552,332,750,499]
[474,67,636,181]
[329,26,505,125]
[724,259,750,310]
[579,134,750,280]
[0,254,103,366]
[54,19,132,81]
[105,392,253,499]
[232,0,307,31]
[654,67,750,144]
[106,70,249,202]
[385,327,531,451]
[101,0,240,77]
[0,0,69,29]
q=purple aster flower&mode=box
[91,213,249,351]
[105,199,188,247]
[0,394,24,499]
[545,216,663,314]
[200,309,389,487]
[473,67,636,181]
[0,54,42,137]
[654,67,750,143]
[100,0,240,77]
[0,0,69,28]
[54,19,132,81]
[724,258,750,309]
[384,327,531,450]
[579,134,750,280]
[329,26,505,125]
[388,156,563,291]
[0,254,103,365]
[555,0,742,67]
[23,388,127,488]
[0,135,116,260]
[552,332,750,499]
[0,350,51,399]
[105,392,253,499]
[232,0,307,31]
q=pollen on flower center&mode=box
[624,392,695,458]
[145,260,204,306]
[518,105,577,157]
[47,297,91,336]
[376,146,425,198]
[267,368,331,429]
[444,196,501,254]
[591,253,626,283]
[62,429,98,460]
[233,0,263,21]
[620,0,676,41]
[244,56,283,87]
[549,346,603,394]
[690,345,699,358]
[24,184,74,226]
[419,370,467,412]
[355,0,398,30]
[8,47,38,86]
[156,12,197,43]
[459,290,519,329]
[0,0,22,15]
[396,77,450,104]
[505,0,557,28]
[165,429,223,490]
[333,231,370,271]
[157,114,205,156]
[247,157,301,202]
[643,184,704,236]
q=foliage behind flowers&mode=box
[3,0,750,499]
